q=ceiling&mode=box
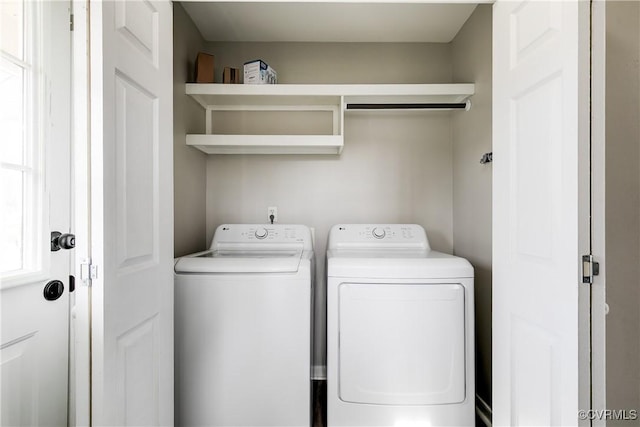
[180,2,480,43]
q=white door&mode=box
[492,1,591,425]
[89,1,174,425]
[0,1,72,426]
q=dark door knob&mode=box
[43,280,64,301]
[51,231,75,251]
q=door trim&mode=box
[589,0,607,423]
[71,0,91,425]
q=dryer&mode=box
[326,224,474,426]
[175,224,314,427]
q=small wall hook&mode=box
[480,152,493,164]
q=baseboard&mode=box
[476,394,492,427]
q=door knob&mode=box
[51,231,75,251]
[43,280,64,301]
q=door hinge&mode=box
[69,13,74,31]
[80,259,97,284]
[582,255,600,284]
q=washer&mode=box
[175,224,314,427]
[326,224,474,426]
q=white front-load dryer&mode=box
[326,224,474,426]
[175,224,314,427]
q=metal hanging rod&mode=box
[346,101,470,111]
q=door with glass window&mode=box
[1,1,71,425]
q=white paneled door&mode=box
[89,1,174,425]
[1,2,71,426]
[493,1,591,425]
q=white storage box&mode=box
[244,59,277,84]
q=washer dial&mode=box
[372,227,386,239]
[255,228,268,239]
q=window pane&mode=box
[1,168,24,274]
[0,60,24,165]
[0,1,24,60]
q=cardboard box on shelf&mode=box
[194,52,214,83]
[243,59,277,84]
[223,67,240,84]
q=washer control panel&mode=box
[254,227,269,239]
[211,224,312,249]
[328,224,430,249]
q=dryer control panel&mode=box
[328,224,430,250]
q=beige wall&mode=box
[205,42,452,85]
[606,2,640,421]
[202,42,455,247]
[174,12,495,392]
[202,42,454,367]
[173,4,208,257]
[451,5,493,408]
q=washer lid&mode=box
[174,249,303,273]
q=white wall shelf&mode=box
[185,83,474,155]
[186,134,344,155]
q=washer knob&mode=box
[255,228,268,239]
[372,227,386,239]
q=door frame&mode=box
[491,0,602,424]
[66,0,607,424]
[590,0,607,423]
[70,0,91,425]
[70,1,175,425]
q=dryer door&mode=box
[338,283,465,405]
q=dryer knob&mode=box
[372,227,386,239]
[255,228,268,239]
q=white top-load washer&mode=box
[326,224,474,426]
[175,224,314,427]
